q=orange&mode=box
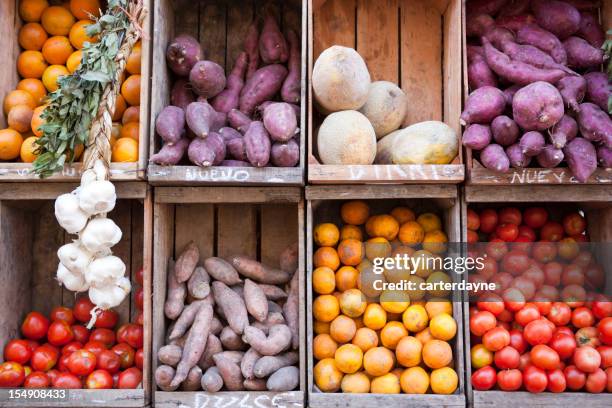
[351,327,378,352]
[395,336,422,367]
[341,372,370,393]
[313,266,336,295]
[313,334,338,360]
[122,105,140,124]
[415,327,434,344]
[17,50,48,78]
[402,304,429,333]
[66,50,82,73]
[121,74,141,106]
[365,214,399,241]
[411,250,436,279]
[4,90,36,115]
[18,23,48,51]
[430,367,458,394]
[363,304,387,330]
[126,41,141,74]
[19,136,39,163]
[429,313,457,341]
[391,207,415,224]
[363,347,394,377]
[69,0,101,20]
[341,200,370,225]
[337,239,363,266]
[31,105,47,137]
[8,105,34,133]
[0,129,24,160]
[400,366,429,394]
[365,237,392,261]
[17,79,47,105]
[42,36,73,65]
[314,223,340,247]
[335,266,359,292]
[370,373,400,394]
[398,221,425,246]
[42,65,69,92]
[380,321,408,350]
[391,367,404,380]
[314,320,330,335]
[41,6,75,36]
[422,339,452,369]
[425,271,452,298]
[112,94,127,122]
[19,0,50,22]
[380,290,410,314]
[417,213,442,233]
[339,289,367,318]
[334,344,363,374]
[120,121,139,141]
[111,137,138,162]
[340,224,362,241]
[422,230,448,254]
[356,259,382,299]
[313,247,340,271]
[313,294,340,323]
[425,299,452,319]
[69,20,97,49]
[313,358,343,392]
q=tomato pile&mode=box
[467,206,612,393]
[0,268,144,389]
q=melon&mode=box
[359,81,408,138]
[317,111,377,165]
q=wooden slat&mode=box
[174,204,215,259]
[147,165,304,186]
[313,0,356,60]
[141,189,153,405]
[0,182,147,200]
[469,166,612,185]
[309,393,465,407]
[154,391,304,408]
[174,0,198,38]
[465,185,612,203]
[473,390,611,407]
[260,204,298,266]
[0,389,145,407]
[217,204,257,259]
[130,201,144,321]
[0,163,141,182]
[226,0,255,72]
[154,186,302,204]
[306,184,458,200]
[443,0,462,137]
[0,0,19,129]
[308,164,464,184]
[200,1,227,68]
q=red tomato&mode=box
[564,365,586,390]
[563,212,586,236]
[135,287,144,311]
[576,327,600,347]
[0,362,25,387]
[558,238,579,260]
[21,312,50,340]
[483,327,510,352]
[524,207,548,229]
[479,209,498,234]
[84,341,108,358]
[497,368,522,391]
[606,367,612,392]
[46,369,59,384]
[467,209,481,231]
[533,301,551,315]
[515,303,541,327]
[485,240,508,260]
[531,344,560,370]
[524,365,548,393]
[135,348,143,370]
[61,341,82,356]
[523,264,545,289]
[494,346,520,369]
[572,307,595,329]
[598,317,612,340]
[517,225,536,241]
[502,251,531,276]
[23,340,39,354]
[50,306,75,325]
[135,267,144,285]
[133,312,144,326]
[562,264,585,286]
[547,368,566,393]
[57,354,70,372]
[543,262,563,286]
[503,287,526,312]
[524,319,553,346]
[597,346,612,369]
[467,230,479,243]
[535,286,559,303]
[66,350,96,376]
[497,321,511,331]
[86,369,113,389]
[519,353,532,371]
[489,272,512,294]
[497,309,514,323]
[112,343,135,369]
[532,242,557,263]
[477,293,505,316]
[574,346,602,373]
[23,371,50,388]
[591,296,612,320]
[71,325,90,344]
[541,221,564,242]
[94,309,119,329]
[509,329,528,354]
[52,372,81,389]
[554,326,574,337]
[97,350,121,374]
[117,367,142,389]
[478,257,498,280]
[499,207,522,225]
[560,284,586,308]
[470,311,497,337]
[73,297,95,323]
[585,368,606,393]
[511,277,536,301]
[47,321,74,347]
[496,223,519,242]
[30,345,59,372]
[4,339,33,365]
[547,302,571,326]
[585,263,605,290]
[89,328,116,348]
[116,324,143,349]
[471,365,497,391]
[549,332,577,360]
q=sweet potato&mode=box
[500,41,576,75]
[219,126,242,142]
[564,137,598,182]
[252,312,286,335]
[175,241,199,283]
[550,115,578,149]
[531,0,581,39]
[597,146,612,168]
[169,299,207,341]
[577,103,612,147]
[227,138,248,161]
[263,103,298,142]
[165,259,186,320]
[166,35,202,77]
[584,72,610,111]
[220,326,247,351]
[186,102,225,138]
[231,255,292,285]
[496,13,536,31]
[254,352,298,379]
[460,86,506,126]
[467,0,508,16]
[506,143,531,168]
[503,85,522,108]
[491,116,519,146]
[212,281,249,334]
[158,345,182,367]
[280,242,299,273]
[520,131,546,156]
[180,366,202,391]
[201,366,223,392]
[228,109,252,134]
[259,285,287,301]
[211,317,223,336]
[171,79,196,110]
[284,271,299,350]
[239,65,288,116]
[266,366,299,392]
[536,145,565,168]
[242,324,292,356]
[221,160,250,167]
[512,82,565,131]
[155,365,178,391]
[211,52,248,114]
[556,75,587,112]
[282,29,301,104]
[156,106,185,145]
[271,140,300,168]
[213,354,244,391]
[244,22,260,80]
[578,11,605,48]
[244,378,268,391]
[217,351,245,365]
[480,144,510,172]
[564,36,604,69]
[259,12,288,64]
[241,347,262,380]
[497,0,531,17]
[188,133,226,167]
[563,0,601,10]
[150,138,189,166]
[268,301,283,315]
[516,24,567,64]
[483,27,515,49]
[198,334,222,370]
[203,257,241,285]
[462,124,492,151]
[244,279,269,322]
[188,266,210,300]
[244,121,272,167]
[189,61,227,99]
[466,14,495,37]
[468,53,498,90]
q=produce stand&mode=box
[151,187,305,407]
[305,185,465,407]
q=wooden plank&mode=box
[0,389,144,407]
[130,201,144,321]
[154,186,302,204]
[313,0,356,60]
[154,391,304,408]
[0,182,147,200]
[200,1,227,68]
[465,185,612,203]
[356,0,399,83]
[260,204,298,266]
[443,0,462,138]
[309,393,465,407]
[473,390,612,407]
[137,0,153,180]
[308,164,464,184]
[174,0,198,38]
[306,184,458,200]
[0,163,140,182]
[0,0,19,129]
[217,204,258,259]
[140,188,153,405]
[296,200,307,393]
[469,166,612,185]
[174,204,215,259]
[226,0,255,72]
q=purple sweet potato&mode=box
[563,36,604,69]
[467,45,485,60]
[171,80,196,110]
[520,131,546,156]
[150,138,189,165]
[244,121,271,167]
[228,109,252,134]
[577,103,612,147]
[564,137,598,182]
[550,115,578,148]
[500,41,576,74]
[512,82,565,131]
[281,29,301,104]
[531,0,581,39]
[166,34,202,77]
[498,0,531,17]
[239,64,288,116]
[460,86,506,125]
[188,133,226,167]
[219,127,242,142]
[221,160,251,167]
[536,145,565,167]
[156,106,185,145]
[480,144,510,172]
[244,22,260,80]
[578,11,605,48]
[503,85,522,107]
[468,57,498,90]
[185,102,225,138]
[189,61,227,99]
[467,0,509,16]
[263,103,298,142]
[483,27,515,49]
[259,12,288,64]
[584,72,610,111]
[597,146,612,168]
[496,14,537,31]
[563,0,602,11]
[556,75,587,112]
[462,124,492,150]
[271,139,300,167]
[491,115,520,146]
[506,143,531,168]
[211,52,247,114]
[227,137,247,161]
[516,24,567,64]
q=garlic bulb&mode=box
[55,193,88,234]
[85,255,126,288]
[79,180,117,215]
[57,242,93,275]
[80,169,97,186]
[88,277,131,309]
[57,263,89,292]
[80,218,122,253]
[93,159,107,181]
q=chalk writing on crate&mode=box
[347,164,460,180]
[179,392,302,408]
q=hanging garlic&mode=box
[57,263,89,292]
[93,159,107,181]
[85,255,126,288]
[88,276,132,309]
[57,242,93,275]
[79,180,117,215]
[55,193,89,234]
[80,218,123,253]
[80,169,97,186]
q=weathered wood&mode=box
[148,165,304,186]
[0,0,20,129]
[465,185,612,203]
[155,187,302,204]
[306,184,458,200]
[140,190,154,405]
[308,164,465,184]
[473,390,612,407]
[261,204,298,266]
[217,204,258,259]
[0,163,141,182]
[0,389,145,407]
[309,393,465,408]
[174,204,215,259]
[154,391,304,408]
[469,166,612,185]
[0,182,147,200]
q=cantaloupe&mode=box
[312,46,371,113]
[317,111,377,165]
[359,81,408,139]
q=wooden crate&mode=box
[148,0,306,186]
[0,0,152,182]
[307,0,464,185]
[152,187,305,407]
[305,185,466,407]
[0,182,152,407]
[462,2,612,186]
[461,185,612,407]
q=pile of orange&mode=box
[0,0,140,164]
[312,200,458,395]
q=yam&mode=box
[576,103,612,147]
[220,326,247,351]
[175,241,199,283]
[516,24,567,64]
[158,344,182,367]
[198,334,222,370]
[242,324,292,356]
[189,61,227,99]
[180,366,202,391]
[496,14,537,31]
[468,53,498,90]
[244,279,268,322]
[520,131,546,156]
[283,271,299,350]
[531,0,581,39]
[536,145,565,168]
[211,52,247,114]
[187,266,210,300]
[244,22,259,80]
[228,109,252,134]
[259,284,287,301]
[212,354,244,391]
[466,14,495,37]
[266,366,299,392]
[463,123,492,151]
[203,257,241,285]
[166,35,202,77]
[185,102,225,138]
[171,79,195,110]
[497,0,531,17]
[317,111,376,165]
[281,29,301,104]
[578,11,605,48]
[155,365,178,391]
[164,259,186,320]
[279,242,299,274]
[550,115,578,149]
[491,116,519,146]
[226,136,248,160]
[263,103,298,142]
[563,36,604,69]
[241,347,262,380]
[150,138,189,166]
[212,281,249,334]
[156,106,185,145]
[564,137,598,182]
[254,352,298,379]
[244,121,271,167]
[597,146,612,168]
[584,72,610,111]
[506,143,531,168]
[500,41,576,75]
[358,81,408,138]
[271,139,300,168]
[259,12,289,64]
[466,0,508,16]
[460,86,506,125]
[512,82,564,131]
[244,378,268,391]
[201,366,223,392]
[168,299,209,341]
[556,76,586,112]
[230,256,292,285]
[211,317,223,336]
[239,65,288,116]
[480,144,510,172]
[216,351,245,365]
[251,312,286,335]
